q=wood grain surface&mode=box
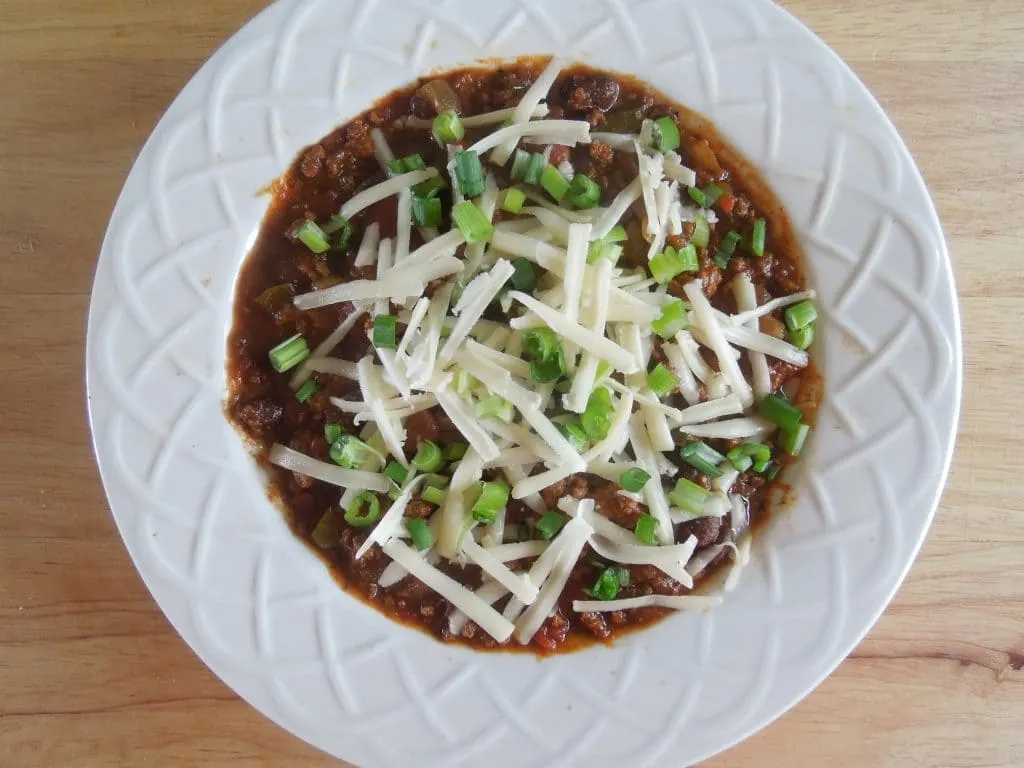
[0,1,1020,765]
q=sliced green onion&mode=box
[295,220,330,253]
[454,150,485,197]
[311,507,343,549]
[752,455,772,473]
[690,215,710,248]
[324,423,343,445]
[424,473,450,490]
[329,434,371,469]
[344,491,382,527]
[413,174,448,198]
[652,116,681,153]
[384,461,408,487]
[687,186,707,208]
[412,440,444,472]
[727,442,772,473]
[587,237,624,265]
[412,195,443,228]
[476,394,514,422]
[268,334,310,373]
[453,366,473,395]
[595,361,613,384]
[451,200,494,244]
[702,183,723,208]
[322,214,352,249]
[649,246,685,285]
[540,165,571,201]
[422,485,447,506]
[678,243,699,273]
[509,258,536,292]
[713,230,743,269]
[668,478,711,515]
[780,423,811,456]
[530,345,566,383]
[510,149,532,181]
[443,442,468,462]
[788,324,815,350]
[647,363,678,398]
[389,153,427,174]
[557,421,590,453]
[604,225,628,243]
[523,328,558,361]
[758,393,803,432]
[679,440,725,478]
[785,300,818,331]
[502,187,526,214]
[765,462,782,481]
[295,378,318,403]
[634,514,660,545]
[581,387,613,440]
[405,518,434,551]
[584,567,621,600]
[751,218,767,257]
[372,315,398,349]
[652,299,688,339]
[523,152,545,185]
[432,110,464,144]
[620,467,651,493]
[535,511,566,540]
[567,173,601,208]
[472,481,510,523]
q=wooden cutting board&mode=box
[0,0,1020,765]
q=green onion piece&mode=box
[510,149,532,181]
[432,110,465,144]
[595,361,613,384]
[475,394,514,422]
[344,491,382,527]
[758,393,803,432]
[324,423,343,445]
[614,566,631,587]
[604,225,628,243]
[509,258,536,292]
[453,366,473,395]
[540,165,571,201]
[502,187,526,214]
[529,345,566,383]
[413,174,448,197]
[690,215,710,248]
[389,154,426,175]
[647,363,679,398]
[668,478,711,515]
[653,116,681,153]
[454,150,485,197]
[584,567,621,600]
[412,440,444,472]
[687,186,707,208]
[752,455,771,473]
[471,481,510,523]
[781,423,811,456]
[423,473,450,490]
[388,158,405,175]
[649,246,684,285]
[727,442,772,472]
[405,518,434,551]
[620,467,651,493]
[720,230,742,256]
[311,507,343,549]
[587,238,623,265]
[421,485,447,506]
[765,462,782,481]
[634,514,660,545]
[557,421,590,453]
[523,152,546,185]
[412,195,443,228]
[322,214,353,249]
[785,300,818,331]
[268,333,310,373]
[295,220,330,254]
[652,299,688,339]
[581,387,613,440]
[751,218,767,257]
[678,243,699,273]
[522,328,558,361]
[679,440,726,478]
[329,434,371,469]
[788,324,815,350]
[712,251,729,270]
[295,378,318,403]
[443,442,468,462]
[451,200,494,244]
[372,315,398,349]
[535,511,567,540]
[567,173,601,209]
[702,183,723,208]
[384,461,408,487]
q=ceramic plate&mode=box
[86,0,960,764]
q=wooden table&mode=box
[1,1,1020,765]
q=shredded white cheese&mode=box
[339,168,438,220]
[683,280,754,407]
[573,594,723,613]
[268,444,389,492]
[489,57,565,165]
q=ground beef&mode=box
[698,249,723,297]
[299,144,326,178]
[579,611,612,639]
[540,474,590,509]
[235,398,283,434]
[404,409,440,453]
[594,482,644,528]
[769,359,801,391]
[533,610,571,652]
[340,527,389,585]
[404,500,434,519]
[589,140,615,168]
[563,74,620,112]
[677,515,723,549]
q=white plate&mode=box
[86,0,961,764]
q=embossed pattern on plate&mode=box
[86,0,961,765]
